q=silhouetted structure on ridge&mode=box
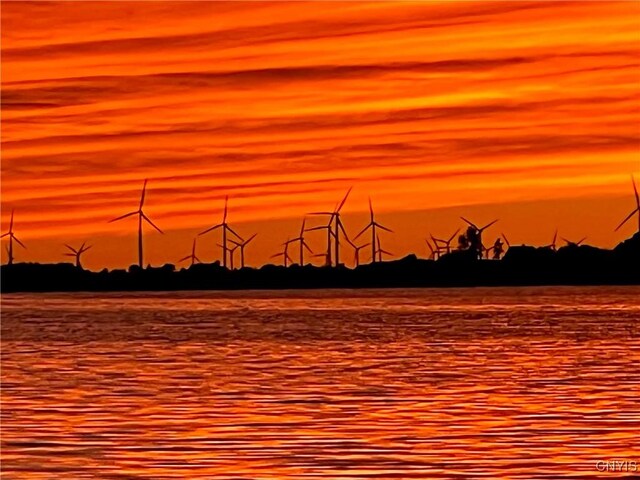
[109,179,163,268]
[3,232,637,292]
[460,217,498,259]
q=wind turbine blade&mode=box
[374,222,393,233]
[338,219,349,240]
[139,179,148,209]
[199,223,222,235]
[577,237,587,245]
[368,197,374,220]
[308,212,333,216]
[615,208,638,231]
[226,225,243,240]
[0,233,9,238]
[632,175,639,208]
[336,187,352,213]
[223,195,229,223]
[178,255,191,262]
[552,229,558,245]
[194,256,201,263]
[353,224,371,240]
[460,217,477,229]
[270,252,282,259]
[64,244,76,253]
[360,242,370,249]
[13,236,26,249]
[480,219,498,231]
[245,233,258,245]
[300,218,306,236]
[303,241,313,254]
[10,210,14,231]
[502,233,510,247]
[228,238,242,247]
[381,249,393,256]
[109,211,137,223]
[82,244,93,253]
[142,213,163,234]
[307,225,328,232]
[448,229,460,243]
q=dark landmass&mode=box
[2,233,639,293]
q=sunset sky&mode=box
[2,1,639,269]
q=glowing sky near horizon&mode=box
[1,1,639,269]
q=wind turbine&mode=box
[561,236,587,247]
[179,238,201,267]
[228,243,239,270]
[229,233,257,269]
[376,234,393,262]
[306,220,335,266]
[460,217,498,259]
[354,198,392,263]
[271,238,293,267]
[543,229,558,251]
[309,188,352,266]
[199,195,243,269]
[425,238,439,260]
[109,180,163,268]
[288,219,313,266]
[1,210,26,265]
[346,237,369,267]
[64,242,92,269]
[431,228,459,255]
[615,175,640,233]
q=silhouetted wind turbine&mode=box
[310,188,352,266]
[543,229,558,251]
[425,238,439,260]
[1,210,26,265]
[615,175,640,233]
[306,220,335,266]
[431,228,459,255]
[354,198,392,263]
[229,233,257,268]
[271,238,293,267]
[289,218,313,265]
[109,180,163,268]
[179,238,201,267]
[346,237,369,267]
[64,242,92,269]
[376,234,393,262]
[562,236,587,247]
[199,196,242,269]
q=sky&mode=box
[1,1,639,270]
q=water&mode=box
[2,287,639,479]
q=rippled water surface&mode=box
[2,287,639,479]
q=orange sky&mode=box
[1,1,639,270]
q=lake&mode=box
[2,286,639,478]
